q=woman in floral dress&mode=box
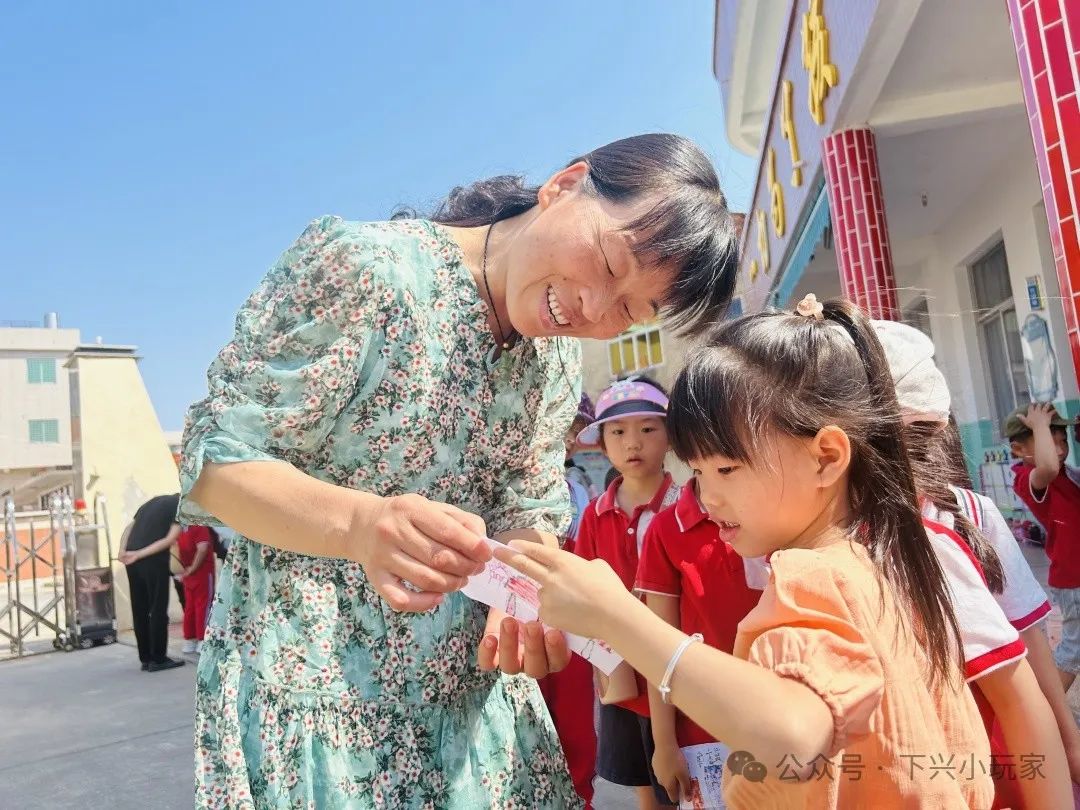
[179,133,740,808]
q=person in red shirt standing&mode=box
[1008,402,1080,691]
[636,481,764,805]
[538,394,600,807]
[575,377,680,809]
[177,524,216,654]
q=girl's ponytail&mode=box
[820,300,964,686]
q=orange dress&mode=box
[724,540,993,809]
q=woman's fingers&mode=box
[476,633,499,671]
[543,628,571,673]
[386,550,468,594]
[368,568,444,613]
[419,502,491,563]
[397,521,482,579]
[441,503,488,542]
[498,617,522,674]
[521,622,550,679]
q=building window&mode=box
[28,419,60,444]
[608,325,664,378]
[971,242,1028,431]
[27,358,57,384]
[901,296,931,337]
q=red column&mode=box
[1006,0,1080,379]
[822,128,899,320]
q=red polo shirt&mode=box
[575,472,680,715]
[635,484,764,746]
[1012,463,1080,588]
[177,525,215,579]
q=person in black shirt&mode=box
[118,494,185,672]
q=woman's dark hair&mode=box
[430,133,740,336]
[666,298,963,687]
[905,420,1005,593]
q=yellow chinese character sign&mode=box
[756,209,771,273]
[801,0,839,125]
[766,149,785,238]
[780,80,803,187]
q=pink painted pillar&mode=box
[1006,0,1080,379]
[822,128,899,320]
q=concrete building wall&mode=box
[0,326,80,470]
[892,141,1079,501]
[68,351,181,629]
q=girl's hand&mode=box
[476,609,571,677]
[652,742,691,804]
[354,493,492,613]
[493,540,631,639]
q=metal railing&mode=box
[1,496,69,658]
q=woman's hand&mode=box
[353,493,492,613]
[118,550,140,565]
[476,609,572,677]
[494,540,631,639]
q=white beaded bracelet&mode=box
[658,633,703,705]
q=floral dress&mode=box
[179,217,584,809]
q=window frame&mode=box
[969,241,1027,435]
[28,419,60,444]
[607,324,665,379]
[26,357,57,384]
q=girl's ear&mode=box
[810,425,851,489]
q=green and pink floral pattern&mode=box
[180,217,582,808]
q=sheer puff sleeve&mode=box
[178,215,393,525]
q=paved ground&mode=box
[1,541,1074,809]
[0,637,196,809]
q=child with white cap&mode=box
[875,318,1078,806]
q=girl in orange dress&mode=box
[499,297,995,809]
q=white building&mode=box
[0,315,80,504]
[0,314,178,513]
[714,0,1080,516]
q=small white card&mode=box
[679,742,730,810]
[461,538,624,675]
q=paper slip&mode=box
[461,538,624,675]
[679,742,731,810]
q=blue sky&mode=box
[1,2,756,431]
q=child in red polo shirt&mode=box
[1008,402,1080,690]
[636,480,764,805]
[537,394,600,807]
[177,524,216,654]
[575,377,681,810]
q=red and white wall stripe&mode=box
[1007,0,1080,379]
[821,128,899,321]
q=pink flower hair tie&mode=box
[796,293,825,321]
